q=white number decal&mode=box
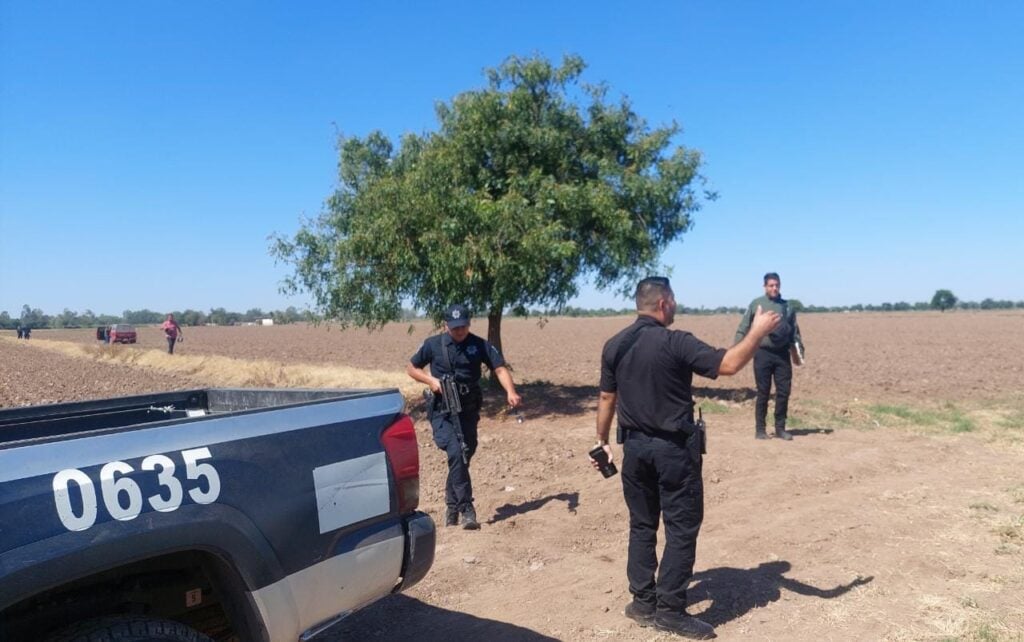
[182,447,221,504]
[141,454,183,512]
[100,461,143,521]
[52,448,221,532]
[53,469,98,531]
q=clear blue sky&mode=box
[2,1,1022,317]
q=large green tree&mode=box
[931,289,958,312]
[273,54,712,352]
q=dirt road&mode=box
[322,400,1022,641]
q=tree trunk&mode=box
[487,307,503,356]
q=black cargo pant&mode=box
[754,347,792,430]
[430,392,481,512]
[621,429,704,614]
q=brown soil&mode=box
[27,310,1024,404]
[3,310,1023,640]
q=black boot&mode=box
[444,506,459,527]
[652,611,716,639]
[624,600,655,626]
[755,427,768,440]
[775,428,793,441]
[461,504,480,530]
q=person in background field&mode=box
[592,276,780,639]
[406,304,522,531]
[161,313,183,354]
[735,272,804,441]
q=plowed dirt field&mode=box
[3,310,1023,641]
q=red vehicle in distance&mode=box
[102,324,137,344]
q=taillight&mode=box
[381,415,420,514]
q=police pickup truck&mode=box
[0,388,435,641]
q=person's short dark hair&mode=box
[764,272,780,285]
[635,276,672,311]
[444,304,471,328]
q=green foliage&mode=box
[695,401,732,414]
[272,54,712,348]
[272,306,306,325]
[178,309,207,326]
[1,306,312,329]
[997,411,1024,430]
[931,289,958,311]
[978,298,1017,310]
[122,309,164,325]
[969,502,999,512]
[870,404,925,422]
[868,402,975,433]
[18,305,47,329]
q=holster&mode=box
[694,407,707,455]
[696,418,707,455]
[616,423,625,445]
[678,415,707,457]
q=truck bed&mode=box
[0,388,395,446]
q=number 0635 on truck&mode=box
[0,388,435,642]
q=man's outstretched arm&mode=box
[720,305,780,375]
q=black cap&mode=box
[444,304,471,328]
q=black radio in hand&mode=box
[588,445,618,478]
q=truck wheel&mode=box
[44,616,213,642]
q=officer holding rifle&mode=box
[407,304,521,530]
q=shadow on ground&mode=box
[488,492,579,524]
[481,381,597,420]
[316,594,559,641]
[693,386,757,403]
[472,382,764,421]
[406,381,597,424]
[788,428,835,437]
[687,561,873,627]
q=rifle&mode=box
[429,375,470,464]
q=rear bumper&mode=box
[395,511,435,592]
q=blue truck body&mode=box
[0,388,435,641]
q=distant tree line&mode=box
[520,292,1024,318]
[3,293,1021,330]
[0,305,315,330]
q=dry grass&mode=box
[16,337,421,400]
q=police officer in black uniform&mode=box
[592,277,779,639]
[407,304,522,530]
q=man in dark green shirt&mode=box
[735,272,804,440]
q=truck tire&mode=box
[44,616,213,642]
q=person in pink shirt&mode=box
[161,314,183,354]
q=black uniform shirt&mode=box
[600,315,726,435]
[410,332,506,387]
